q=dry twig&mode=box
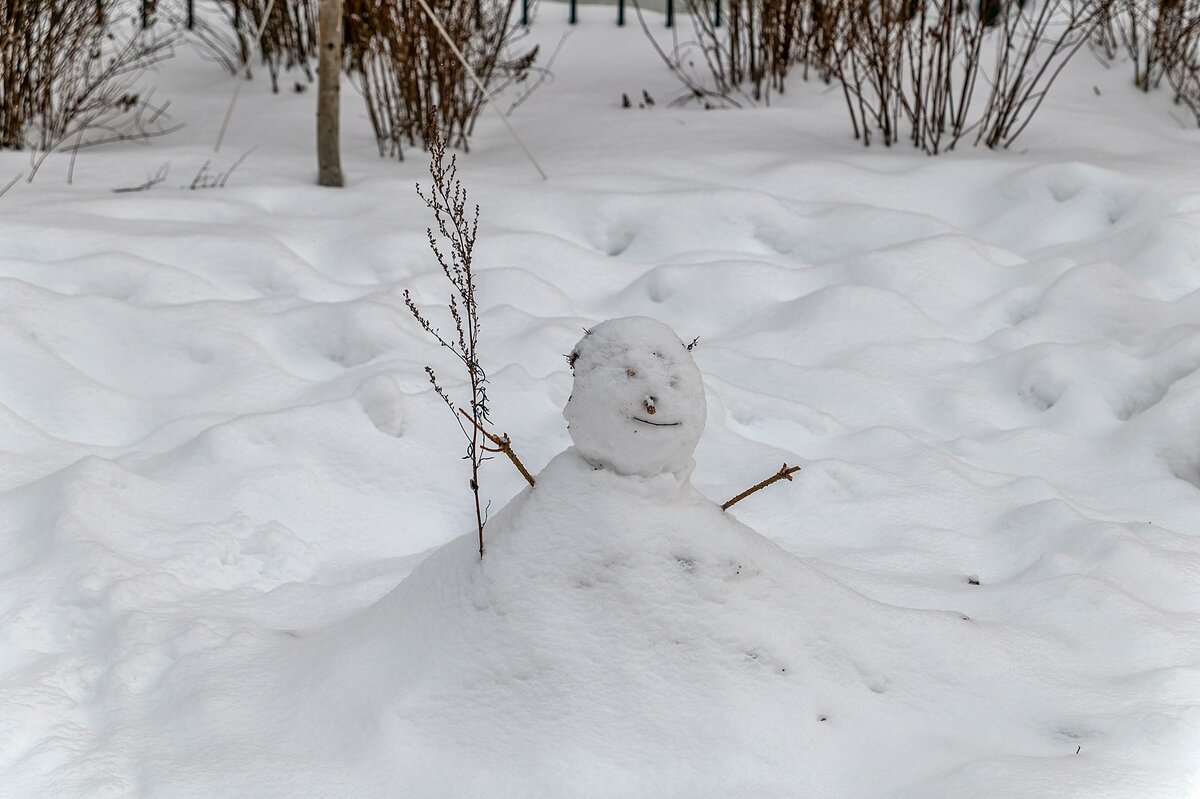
[114,162,171,192]
[0,173,21,198]
[459,409,536,488]
[722,463,801,511]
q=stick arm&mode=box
[721,464,801,511]
[458,409,537,488]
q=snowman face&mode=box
[564,317,706,477]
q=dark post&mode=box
[666,0,674,26]
[618,0,625,24]
[521,0,529,24]
[714,0,721,26]
[474,0,482,28]
[141,0,148,28]
[569,0,577,23]
[187,0,195,28]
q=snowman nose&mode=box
[644,397,657,415]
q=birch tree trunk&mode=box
[317,0,344,187]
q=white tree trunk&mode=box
[317,0,344,187]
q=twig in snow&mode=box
[722,464,801,511]
[0,173,21,198]
[188,148,254,189]
[67,128,85,186]
[114,162,171,192]
[219,147,256,186]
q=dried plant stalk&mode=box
[404,129,491,558]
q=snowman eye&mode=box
[626,368,637,378]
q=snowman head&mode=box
[564,317,706,477]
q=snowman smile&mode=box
[632,417,681,427]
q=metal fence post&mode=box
[521,0,529,25]
[714,0,721,26]
[666,0,673,26]
[187,0,195,29]
[617,0,625,25]
[569,0,577,23]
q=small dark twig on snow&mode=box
[0,173,21,199]
[114,162,171,192]
[722,463,801,511]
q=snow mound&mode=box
[120,449,1189,798]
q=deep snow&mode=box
[2,6,1200,798]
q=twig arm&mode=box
[459,409,536,488]
[721,464,801,511]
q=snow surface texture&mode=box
[564,317,706,476]
[3,7,1200,799]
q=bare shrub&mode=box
[680,0,810,101]
[345,0,538,157]
[835,0,915,147]
[172,1,318,90]
[833,0,1108,151]
[238,0,319,91]
[175,0,536,155]
[0,1,178,157]
[898,0,989,152]
[1094,0,1199,90]
[973,0,1108,147]
[1094,0,1200,123]
[662,0,1106,151]
[178,11,250,74]
[1164,18,1200,123]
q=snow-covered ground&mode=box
[3,9,1200,798]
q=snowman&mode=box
[563,316,708,480]
[479,315,797,512]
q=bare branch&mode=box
[722,464,801,511]
[0,173,22,199]
[459,409,536,488]
[113,161,171,192]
